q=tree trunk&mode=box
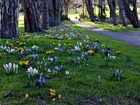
[48,0,55,27]
[122,0,140,28]
[22,0,42,32]
[85,0,95,22]
[107,0,118,25]
[42,0,49,30]
[1,0,19,39]
[55,0,63,25]
[132,0,138,20]
[118,0,127,26]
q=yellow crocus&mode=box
[0,54,2,58]
[19,62,23,66]
[24,61,29,65]
[58,94,61,99]
[25,94,29,99]
[87,50,94,55]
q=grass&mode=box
[0,19,140,104]
[80,20,140,32]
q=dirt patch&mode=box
[78,96,101,105]
[79,96,140,105]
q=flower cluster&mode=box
[35,73,46,88]
[16,47,24,53]
[27,67,38,77]
[50,89,62,101]
[46,51,54,55]
[3,63,18,74]
[8,43,13,47]
[19,60,29,67]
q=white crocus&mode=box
[47,68,51,73]
[108,54,116,59]
[32,45,39,51]
[10,49,15,54]
[3,63,18,74]
[13,63,18,73]
[66,71,70,76]
[3,64,8,73]
[27,67,38,77]
[74,46,81,51]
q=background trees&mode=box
[0,0,140,39]
[85,0,95,22]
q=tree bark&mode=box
[48,0,55,27]
[118,0,127,26]
[122,0,140,28]
[1,0,19,39]
[132,0,138,20]
[85,0,95,22]
[42,0,49,30]
[55,0,64,25]
[22,0,42,32]
[107,0,118,25]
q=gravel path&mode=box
[69,15,140,47]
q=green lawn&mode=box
[0,20,140,104]
[81,20,140,32]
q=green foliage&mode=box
[0,21,140,104]
[81,20,140,32]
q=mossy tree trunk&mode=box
[1,0,19,39]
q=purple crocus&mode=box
[30,54,38,59]
[76,57,81,61]
[71,59,76,63]
[85,45,90,49]
[18,55,22,60]
[55,66,60,71]
[35,80,40,88]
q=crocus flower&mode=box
[25,94,29,99]
[85,45,90,50]
[27,67,38,77]
[3,63,18,74]
[87,50,94,55]
[30,54,38,59]
[18,55,22,60]
[32,45,39,51]
[55,66,60,71]
[66,71,70,76]
[0,53,2,58]
[35,80,40,88]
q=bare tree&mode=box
[85,0,95,22]
[122,0,140,28]
[118,0,127,26]
[22,0,42,32]
[1,0,19,39]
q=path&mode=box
[69,15,140,47]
